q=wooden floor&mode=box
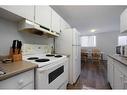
[67,60,111,89]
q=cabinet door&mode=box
[22,83,34,89]
[51,9,60,33]
[60,17,70,31]
[123,76,127,89]
[0,70,34,89]
[1,6,34,22]
[60,18,66,31]
[120,8,127,33]
[114,67,124,89]
[35,6,51,29]
[107,57,114,88]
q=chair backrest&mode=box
[92,52,101,57]
[92,48,101,59]
[81,48,87,53]
[81,48,88,57]
[92,48,100,53]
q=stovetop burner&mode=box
[46,54,55,57]
[35,59,50,62]
[55,55,62,58]
[27,57,39,60]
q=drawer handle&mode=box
[18,79,24,85]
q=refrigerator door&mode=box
[72,46,81,83]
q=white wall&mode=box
[0,17,54,55]
[96,31,119,56]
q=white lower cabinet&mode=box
[114,67,124,89]
[0,70,34,89]
[108,56,127,89]
[107,57,114,88]
[123,76,127,89]
[21,82,34,89]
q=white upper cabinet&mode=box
[60,18,70,31]
[120,8,127,33]
[60,18,66,31]
[1,6,34,22]
[35,6,51,30]
[51,9,60,34]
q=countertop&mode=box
[0,61,37,81]
[108,54,127,66]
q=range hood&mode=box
[18,19,59,37]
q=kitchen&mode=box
[0,5,127,90]
[0,5,80,89]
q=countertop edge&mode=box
[0,63,37,81]
[108,55,127,66]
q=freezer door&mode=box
[72,29,78,45]
[78,32,81,46]
[72,46,81,83]
[72,29,81,45]
[55,28,73,54]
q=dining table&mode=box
[85,51,104,61]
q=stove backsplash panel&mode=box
[22,44,52,55]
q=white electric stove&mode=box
[22,44,68,89]
[23,54,67,68]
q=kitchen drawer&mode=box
[21,82,34,89]
[0,70,34,89]
[114,59,127,76]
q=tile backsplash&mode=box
[22,44,52,55]
[0,17,54,56]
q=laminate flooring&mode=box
[67,60,111,89]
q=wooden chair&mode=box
[81,48,88,64]
[92,48,100,53]
[91,48,101,64]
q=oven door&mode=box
[35,59,68,89]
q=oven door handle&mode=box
[38,62,65,73]
[37,59,68,73]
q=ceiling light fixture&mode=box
[91,29,96,33]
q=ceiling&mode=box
[51,6,127,35]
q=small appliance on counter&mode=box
[9,40,22,62]
[116,45,127,58]
[116,45,122,55]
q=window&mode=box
[81,36,96,47]
[118,36,127,45]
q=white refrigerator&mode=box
[55,28,81,84]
